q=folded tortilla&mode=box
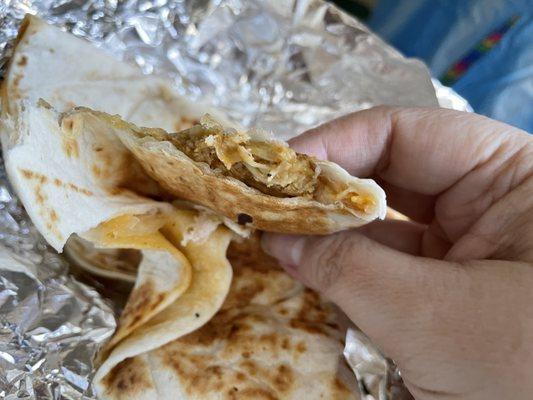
[95,238,360,400]
[1,16,370,398]
[48,108,386,234]
[1,97,234,366]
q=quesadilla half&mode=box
[52,108,387,234]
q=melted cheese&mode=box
[88,212,193,260]
[83,210,201,347]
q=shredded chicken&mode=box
[166,125,317,198]
[162,118,375,213]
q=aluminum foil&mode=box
[0,0,470,399]
[0,154,116,399]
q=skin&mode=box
[262,107,533,400]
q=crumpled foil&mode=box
[0,154,116,399]
[0,0,470,399]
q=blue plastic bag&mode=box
[368,0,533,132]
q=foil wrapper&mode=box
[0,0,470,399]
[0,154,116,399]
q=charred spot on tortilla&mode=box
[12,74,23,88]
[36,98,52,109]
[17,55,27,66]
[237,213,253,225]
[102,357,154,396]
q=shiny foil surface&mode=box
[0,0,469,399]
[0,154,116,399]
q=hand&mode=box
[262,107,533,400]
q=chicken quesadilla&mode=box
[0,15,384,399]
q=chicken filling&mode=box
[162,120,375,213]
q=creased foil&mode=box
[0,0,469,399]
[0,154,116,399]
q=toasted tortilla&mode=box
[51,108,386,234]
[95,239,359,399]
[1,99,234,357]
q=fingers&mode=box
[262,231,533,393]
[357,219,424,255]
[290,107,524,221]
[261,231,459,360]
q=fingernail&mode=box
[261,233,307,270]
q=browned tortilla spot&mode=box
[34,186,46,205]
[296,341,307,353]
[273,365,293,392]
[66,183,93,196]
[232,281,264,308]
[49,209,59,222]
[227,234,282,272]
[103,357,154,396]
[289,319,328,336]
[12,74,23,88]
[17,56,27,66]
[333,377,351,394]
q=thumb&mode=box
[261,231,461,360]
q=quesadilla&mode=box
[48,107,386,234]
[1,15,376,399]
[1,98,234,368]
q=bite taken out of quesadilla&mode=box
[60,107,387,235]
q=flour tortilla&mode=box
[96,241,360,400]
[69,108,386,234]
[1,99,234,360]
[2,15,231,131]
[94,217,233,393]
[3,15,385,236]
